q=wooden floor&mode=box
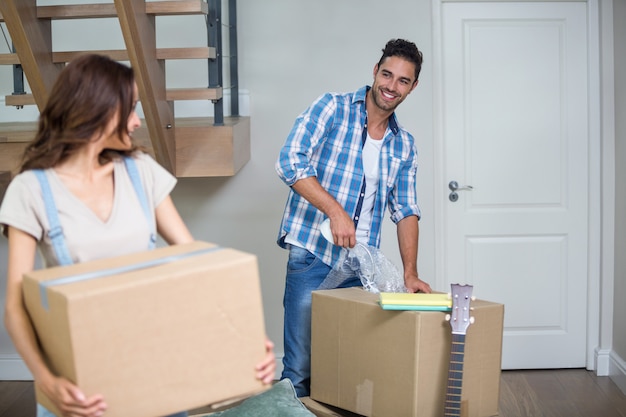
[1,369,625,417]
[499,369,626,417]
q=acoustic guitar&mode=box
[444,284,475,417]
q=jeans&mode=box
[280,245,361,397]
[37,403,188,417]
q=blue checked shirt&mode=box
[275,85,421,267]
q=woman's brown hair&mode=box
[20,54,138,172]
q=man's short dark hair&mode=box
[377,39,423,82]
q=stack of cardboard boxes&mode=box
[23,239,504,417]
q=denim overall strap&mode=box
[34,170,74,266]
[33,162,180,417]
[123,156,156,249]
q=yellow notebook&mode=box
[379,292,452,311]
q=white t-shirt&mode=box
[355,133,383,243]
[0,152,176,267]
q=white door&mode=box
[439,2,588,369]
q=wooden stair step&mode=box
[175,116,250,177]
[4,95,34,107]
[0,117,250,178]
[0,121,153,146]
[36,1,208,20]
[156,47,215,60]
[0,47,215,67]
[0,1,208,21]
[5,87,223,107]
[0,0,64,110]
[0,54,20,65]
[0,121,42,178]
[0,0,245,178]
[0,122,151,176]
[53,47,215,63]
[0,121,40,143]
[166,87,223,101]
[145,0,209,15]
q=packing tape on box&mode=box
[39,246,222,310]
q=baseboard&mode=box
[595,347,612,375]
[609,351,626,395]
[0,354,32,380]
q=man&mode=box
[275,39,432,397]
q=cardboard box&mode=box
[300,397,363,417]
[311,288,503,417]
[23,241,268,417]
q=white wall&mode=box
[0,0,437,378]
[611,0,626,392]
[172,0,438,375]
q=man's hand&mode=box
[328,214,356,248]
[290,177,355,247]
[404,273,432,293]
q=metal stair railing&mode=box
[11,44,26,109]
[207,0,223,126]
[228,0,239,118]
[207,0,239,126]
[3,0,239,127]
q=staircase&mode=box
[0,0,250,191]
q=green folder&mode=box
[379,292,452,311]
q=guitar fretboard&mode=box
[444,333,466,417]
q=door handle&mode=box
[448,181,473,202]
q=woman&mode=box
[0,54,276,417]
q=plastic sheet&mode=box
[320,243,408,293]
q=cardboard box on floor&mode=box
[311,288,504,417]
[23,241,268,417]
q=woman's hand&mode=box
[255,338,276,385]
[38,375,107,417]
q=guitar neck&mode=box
[444,333,467,417]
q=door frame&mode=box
[430,0,613,374]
